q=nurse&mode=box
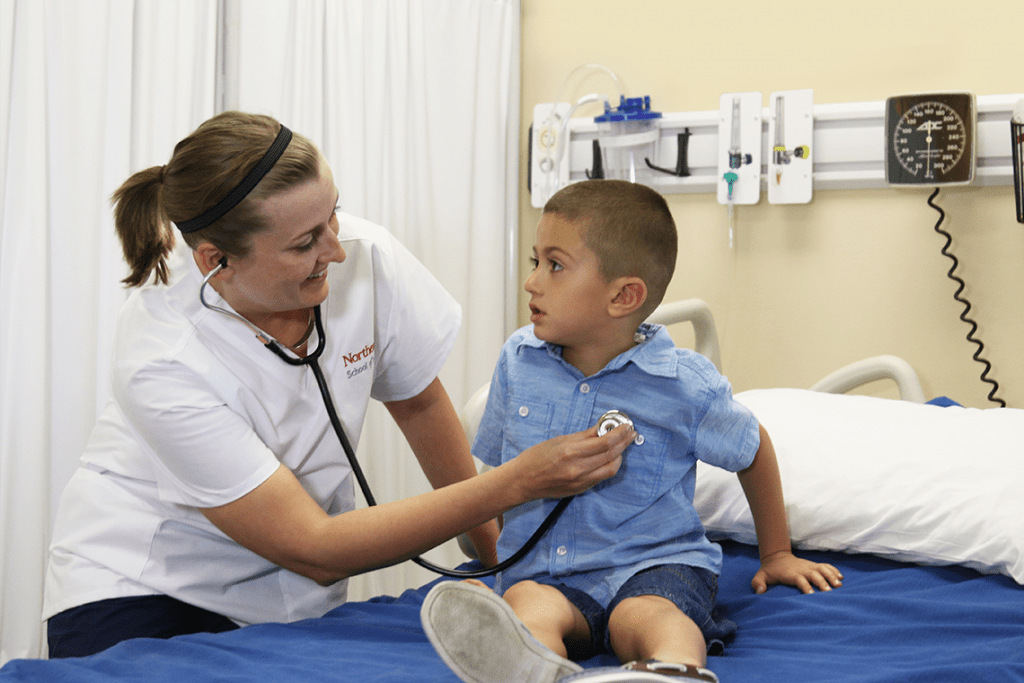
[44,112,632,658]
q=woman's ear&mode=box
[608,277,647,318]
[195,242,229,277]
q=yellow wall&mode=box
[518,0,1023,408]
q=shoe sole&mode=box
[421,581,583,683]
[558,669,714,682]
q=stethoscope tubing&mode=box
[299,308,570,578]
[199,267,567,578]
[306,344,572,579]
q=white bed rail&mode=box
[646,299,926,403]
[646,299,721,371]
[809,354,926,403]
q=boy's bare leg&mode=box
[607,594,707,667]
[501,580,592,659]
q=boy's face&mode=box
[525,213,618,350]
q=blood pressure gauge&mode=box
[885,92,976,186]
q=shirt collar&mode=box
[517,323,678,379]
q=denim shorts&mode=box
[548,564,736,658]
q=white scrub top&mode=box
[43,213,461,626]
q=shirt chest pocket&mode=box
[501,401,554,464]
[592,417,669,506]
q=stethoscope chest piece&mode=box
[596,410,634,437]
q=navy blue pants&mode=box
[47,595,239,658]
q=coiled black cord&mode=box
[928,188,1005,407]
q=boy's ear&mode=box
[608,277,648,318]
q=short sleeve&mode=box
[692,375,760,473]
[472,348,512,468]
[112,358,281,508]
[351,225,462,403]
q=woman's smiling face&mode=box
[222,156,346,320]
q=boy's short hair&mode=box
[543,180,677,318]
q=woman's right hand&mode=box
[506,423,633,501]
[198,423,632,585]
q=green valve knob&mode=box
[723,171,739,200]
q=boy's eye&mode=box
[529,255,563,272]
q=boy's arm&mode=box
[736,423,844,594]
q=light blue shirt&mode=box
[474,323,760,607]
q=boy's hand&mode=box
[460,519,500,567]
[751,550,844,594]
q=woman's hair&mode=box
[111,111,322,287]
[543,179,677,319]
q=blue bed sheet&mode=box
[4,542,1023,682]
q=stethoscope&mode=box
[199,260,634,578]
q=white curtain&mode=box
[0,0,518,663]
[0,0,218,662]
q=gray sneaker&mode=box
[421,581,584,683]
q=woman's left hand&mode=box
[751,550,844,594]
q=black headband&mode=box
[175,124,293,234]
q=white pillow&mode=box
[694,388,1024,584]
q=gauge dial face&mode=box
[885,93,975,186]
[893,102,966,179]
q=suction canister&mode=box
[593,96,662,187]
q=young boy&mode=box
[421,180,842,683]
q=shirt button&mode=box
[556,545,568,556]
[635,434,645,445]
[518,406,529,417]
[579,384,590,394]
